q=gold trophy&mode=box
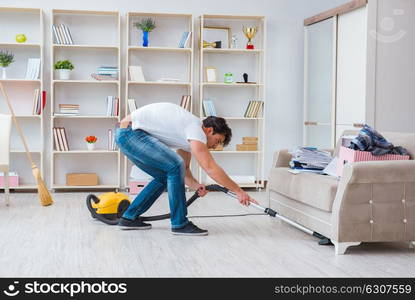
[243,26,257,50]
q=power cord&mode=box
[188,213,266,218]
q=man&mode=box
[115,102,257,236]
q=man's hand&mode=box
[235,189,259,206]
[196,184,208,197]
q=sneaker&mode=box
[118,217,152,230]
[171,221,208,236]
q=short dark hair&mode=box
[202,116,232,146]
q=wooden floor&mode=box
[0,190,414,277]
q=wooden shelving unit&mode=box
[124,12,194,189]
[198,14,266,189]
[50,9,121,191]
[0,7,43,191]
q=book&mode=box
[60,127,69,151]
[180,95,191,111]
[108,129,112,151]
[59,24,70,44]
[106,96,119,116]
[56,127,65,151]
[52,25,61,44]
[178,31,188,48]
[53,128,61,151]
[62,24,74,45]
[41,91,46,115]
[178,31,192,48]
[129,66,145,82]
[183,31,192,48]
[25,58,40,80]
[32,89,39,115]
[236,144,258,151]
[203,100,216,117]
[55,25,66,45]
[128,99,137,113]
[91,73,115,81]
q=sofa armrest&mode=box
[343,160,415,184]
[331,160,415,243]
[272,149,292,168]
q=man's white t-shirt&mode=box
[131,102,207,152]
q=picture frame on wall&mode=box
[203,26,231,48]
[205,66,217,82]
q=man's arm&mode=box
[176,149,200,191]
[189,140,257,205]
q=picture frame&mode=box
[203,26,231,48]
[205,67,217,82]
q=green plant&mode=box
[54,60,74,70]
[0,50,15,67]
[134,18,156,32]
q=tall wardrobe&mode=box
[303,0,415,148]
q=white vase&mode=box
[58,69,71,80]
[87,143,95,151]
[1,67,7,79]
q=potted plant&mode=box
[54,60,74,80]
[134,18,156,47]
[85,135,97,151]
[0,50,15,79]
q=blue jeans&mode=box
[115,127,189,229]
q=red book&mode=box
[38,90,46,115]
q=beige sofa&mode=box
[267,131,415,254]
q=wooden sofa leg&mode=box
[333,241,361,255]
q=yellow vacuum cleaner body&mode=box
[87,192,130,225]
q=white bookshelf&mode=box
[198,14,266,189]
[124,12,194,189]
[50,9,121,190]
[0,7,43,191]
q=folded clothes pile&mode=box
[289,147,333,171]
[349,124,409,156]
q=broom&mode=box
[0,82,53,206]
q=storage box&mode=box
[66,173,99,186]
[0,174,19,188]
[336,146,410,176]
[129,181,149,194]
[242,137,258,145]
[236,144,258,151]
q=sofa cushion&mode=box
[268,168,339,212]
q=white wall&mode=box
[1,0,348,186]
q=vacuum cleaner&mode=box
[86,184,331,245]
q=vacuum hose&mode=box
[86,185,224,225]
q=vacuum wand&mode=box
[206,184,314,236]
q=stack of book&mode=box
[108,129,117,151]
[244,100,263,118]
[236,137,258,151]
[56,104,79,116]
[53,127,70,151]
[25,58,41,80]
[202,100,216,117]
[180,95,191,111]
[32,89,46,115]
[96,66,118,79]
[107,96,119,116]
[178,31,192,48]
[52,24,74,45]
